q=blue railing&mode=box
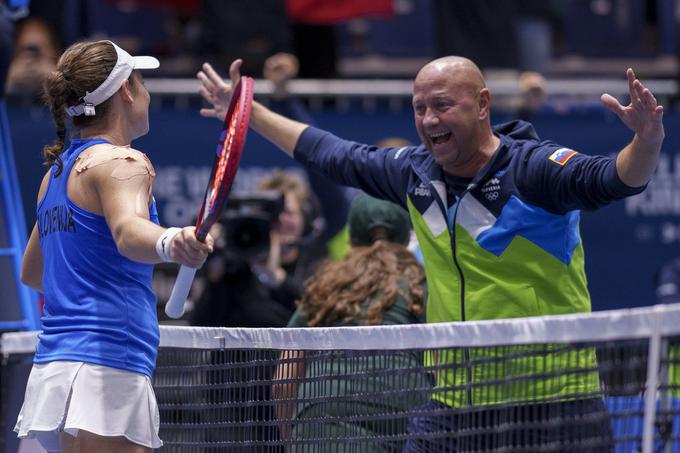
[0,100,39,330]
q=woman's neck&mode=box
[79,130,130,146]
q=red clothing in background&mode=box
[287,0,392,24]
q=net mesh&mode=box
[153,343,635,452]
[4,305,680,452]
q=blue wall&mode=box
[8,104,680,312]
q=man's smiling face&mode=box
[412,59,488,176]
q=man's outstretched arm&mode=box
[197,60,308,157]
[601,68,665,188]
[197,59,414,206]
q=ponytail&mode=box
[42,70,69,176]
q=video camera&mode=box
[219,191,285,260]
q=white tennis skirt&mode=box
[14,361,162,452]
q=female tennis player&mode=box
[14,40,213,453]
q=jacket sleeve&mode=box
[293,126,415,208]
[515,141,646,214]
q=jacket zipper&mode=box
[413,146,503,407]
[448,193,473,406]
[414,166,478,406]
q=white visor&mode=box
[66,41,159,117]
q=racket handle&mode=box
[165,266,198,319]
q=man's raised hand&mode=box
[198,59,243,121]
[601,68,664,146]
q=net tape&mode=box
[4,303,679,354]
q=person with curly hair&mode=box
[272,193,431,452]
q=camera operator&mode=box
[190,171,326,327]
[186,187,321,450]
[1,2,17,98]
[190,191,290,327]
[256,170,326,305]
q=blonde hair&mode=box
[257,170,313,210]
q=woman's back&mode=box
[36,138,160,377]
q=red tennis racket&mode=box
[165,76,254,319]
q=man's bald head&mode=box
[415,56,486,95]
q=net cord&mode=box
[4,303,680,354]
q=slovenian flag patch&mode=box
[548,148,578,166]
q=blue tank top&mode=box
[34,138,160,378]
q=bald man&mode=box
[198,57,663,450]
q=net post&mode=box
[642,312,663,453]
[658,338,672,453]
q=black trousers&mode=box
[403,398,614,452]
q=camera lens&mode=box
[225,216,271,259]
[219,191,285,260]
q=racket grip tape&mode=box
[165,265,198,319]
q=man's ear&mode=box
[478,88,491,120]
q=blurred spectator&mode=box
[516,70,548,121]
[676,0,680,109]
[256,170,327,297]
[264,51,300,99]
[187,189,301,450]
[135,0,203,75]
[563,0,649,58]
[272,193,429,445]
[190,170,326,328]
[19,0,64,46]
[657,257,680,304]
[0,3,14,97]
[5,17,58,96]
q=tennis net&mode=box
[4,304,680,452]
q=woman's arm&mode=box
[20,224,43,291]
[272,350,306,441]
[20,171,51,291]
[93,156,213,266]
